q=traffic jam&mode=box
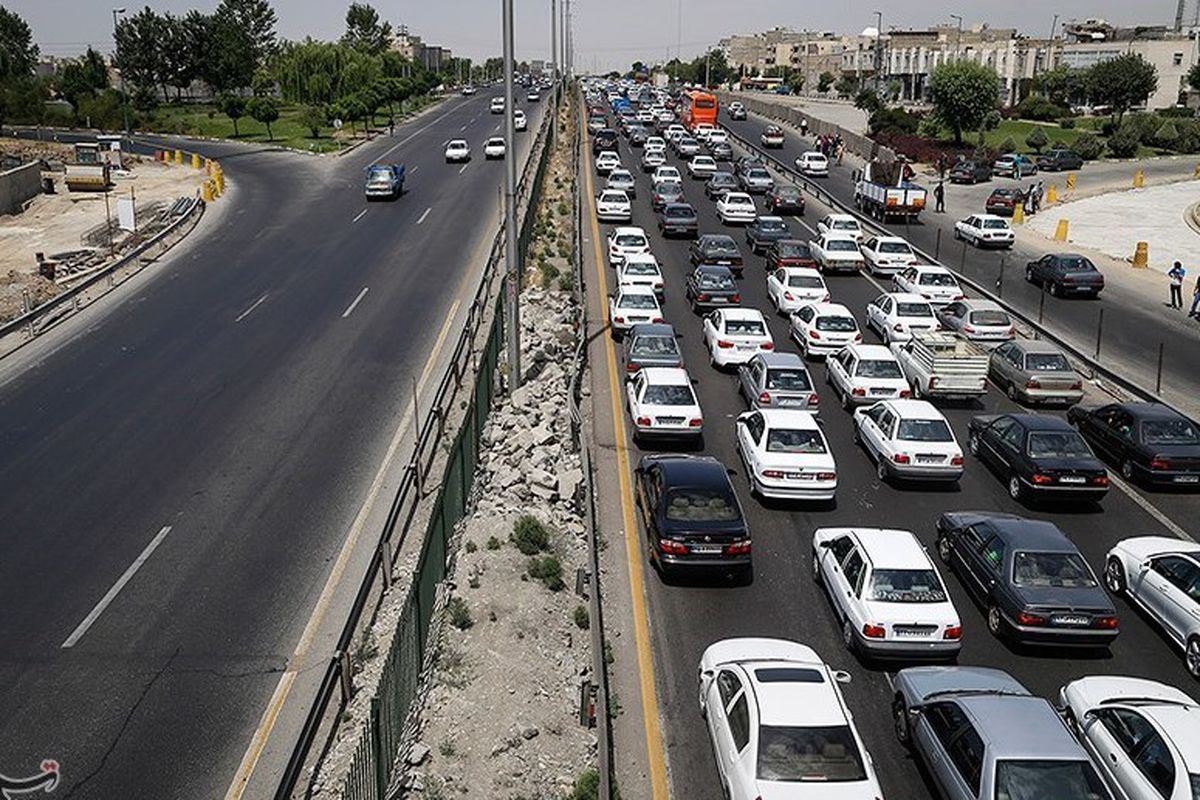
[584,79,1200,800]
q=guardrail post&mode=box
[959,240,967,273]
[1094,308,1104,360]
[1038,283,1047,326]
[410,377,424,496]
[370,697,385,800]
[381,539,393,587]
[934,228,942,260]
[338,649,354,704]
[997,256,1006,299]
[1156,342,1164,395]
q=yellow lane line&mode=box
[583,135,671,799]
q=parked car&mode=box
[616,253,664,296]
[860,236,919,275]
[1103,537,1200,676]
[789,302,862,359]
[992,152,1038,178]
[703,307,774,368]
[989,340,1084,405]
[625,366,703,443]
[934,512,1119,646]
[764,239,819,271]
[936,299,1014,344]
[853,399,963,483]
[736,409,836,500]
[795,151,829,176]
[744,216,792,254]
[737,352,818,412]
[685,265,740,311]
[865,292,940,344]
[948,160,992,184]
[814,527,961,657]
[954,213,1015,248]
[760,124,785,148]
[893,666,1114,800]
[699,639,882,794]
[766,266,828,315]
[607,286,663,337]
[968,413,1109,502]
[827,344,910,408]
[704,171,739,199]
[1025,253,1105,297]
[636,455,750,580]
[1068,402,1200,486]
[623,323,682,373]
[764,185,805,215]
[893,265,965,306]
[656,202,698,238]
[984,187,1024,217]
[1037,148,1084,171]
[689,234,744,274]
[594,189,632,222]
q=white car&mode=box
[490,97,505,114]
[595,150,621,174]
[853,399,965,483]
[444,139,471,162]
[813,527,962,658]
[1104,536,1200,676]
[892,265,965,306]
[665,124,687,142]
[605,168,637,199]
[790,302,862,359]
[617,254,664,296]
[636,109,655,123]
[816,213,863,242]
[936,299,1015,343]
[795,151,829,176]
[513,109,527,131]
[716,192,757,225]
[826,343,911,408]
[595,189,632,222]
[698,639,884,800]
[707,129,729,146]
[608,286,663,337]
[954,213,1015,249]
[607,226,650,266]
[461,85,477,95]
[645,136,666,151]
[703,307,774,368]
[693,122,715,141]
[860,236,919,275]
[1061,675,1200,800]
[736,409,837,500]
[651,165,682,184]
[687,155,718,179]
[766,266,829,315]
[865,292,940,344]
[640,149,666,172]
[625,367,703,441]
[809,233,865,274]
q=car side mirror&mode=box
[832,670,852,684]
[736,412,752,423]
[819,540,833,549]
[633,465,645,475]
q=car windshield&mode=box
[748,169,770,179]
[657,185,682,198]
[726,320,765,336]
[766,368,812,391]
[713,174,736,185]
[856,360,903,378]
[760,220,788,232]
[1142,419,1200,445]
[983,219,1010,230]
[698,272,734,290]
[816,316,857,332]
[868,569,947,602]
[778,188,801,200]
[616,235,645,247]
[610,173,632,184]
[624,261,659,275]
[778,242,810,258]
[1057,257,1096,272]
[643,384,694,406]
[632,335,677,356]
[897,418,954,442]
[790,275,824,289]
[993,760,1110,800]
[920,273,958,287]
[756,725,868,783]
[601,192,626,203]
[729,196,753,206]
[1028,432,1092,458]
[621,294,658,310]
[367,168,392,180]
[827,240,858,252]
[1026,353,1071,372]
[664,488,740,521]
[831,220,857,231]
[706,239,738,255]
[1012,552,1097,588]
[970,310,1010,326]
[879,242,912,254]
[897,302,933,317]
[664,206,693,219]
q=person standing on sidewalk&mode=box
[934,181,945,213]
[1169,261,1186,308]
[1189,273,1200,317]
[800,117,809,138]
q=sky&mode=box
[11,0,1185,70]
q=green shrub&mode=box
[558,270,576,293]
[569,769,621,800]
[1057,117,1076,129]
[982,110,1002,131]
[1154,120,1180,149]
[574,605,590,629]
[916,118,942,139]
[1072,132,1104,160]
[1025,126,1049,153]
[868,106,920,136]
[464,540,478,554]
[511,515,551,555]
[486,535,502,550]
[447,596,473,630]
[1159,106,1197,118]
[997,136,1017,154]
[1013,95,1069,122]
[541,261,561,289]
[528,555,564,591]
[1107,127,1141,158]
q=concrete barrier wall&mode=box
[0,162,43,216]
[714,91,893,164]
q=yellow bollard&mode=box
[1054,219,1069,241]
[201,180,215,203]
[1133,241,1149,268]
[1134,168,1145,188]
[1012,203,1025,225]
[215,170,225,193]
[1046,184,1058,204]
[1194,163,1200,179]
[191,152,201,169]
[174,149,182,165]
[1066,173,1076,191]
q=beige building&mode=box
[1055,35,1199,110]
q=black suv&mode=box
[1037,149,1084,172]
[948,160,993,184]
[635,455,751,582]
[592,128,618,154]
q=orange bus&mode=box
[682,90,718,131]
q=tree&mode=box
[928,61,1000,143]
[818,71,834,93]
[56,48,110,109]
[854,88,884,117]
[207,14,257,92]
[1155,119,1180,149]
[1106,125,1141,157]
[114,7,168,95]
[297,103,326,137]
[1189,62,1200,93]
[214,0,278,65]
[0,6,38,80]
[1035,65,1086,106]
[834,76,858,98]
[160,13,198,101]
[251,68,275,97]
[179,11,214,96]
[218,92,247,136]
[1025,125,1049,153]
[247,95,279,139]
[1086,53,1157,123]
[342,3,392,54]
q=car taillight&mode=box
[1070,380,1083,390]
[717,340,734,349]
[816,472,836,481]
[1151,457,1170,470]
[659,539,689,555]
[652,317,665,323]
[1006,326,1014,337]
[783,292,795,301]
[1094,616,1119,630]
[899,389,912,398]
[762,469,785,479]
[688,417,703,427]
[853,332,863,342]
[636,416,652,426]
[614,316,625,323]
[929,377,939,388]
[954,294,966,301]
[893,454,911,464]
[725,540,752,556]
[731,294,741,303]
[1026,378,1041,389]
[809,393,819,405]
[943,625,962,640]
[760,342,775,350]
[808,329,821,340]
[962,324,976,334]
[758,391,772,405]
[951,455,964,466]
[1032,473,1054,485]
[893,323,904,332]
[823,292,831,302]
[626,362,640,372]
[852,387,866,397]
[1092,475,1109,486]
[862,623,886,639]
[1016,611,1047,626]
[697,293,710,302]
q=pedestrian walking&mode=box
[835,141,845,165]
[1190,274,1200,317]
[800,117,809,138]
[388,116,395,137]
[934,181,945,213]
[1169,261,1186,308]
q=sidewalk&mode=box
[738,91,869,134]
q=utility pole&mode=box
[705,49,711,87]
[951,14,963,63]
[112,7,129,135]
[502,0,521,390]
[874,11,884,92]
[551,0,558,148]
[676,0,683,85]
[1042,14,1060,81]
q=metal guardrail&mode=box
[273,104,557,800]
[0,193,203,348]
[720,123,1196,422]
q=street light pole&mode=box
[550,0,557,148]
[112,7,129,134]
[950,14,963,63]
[874,11,884,92]
[502,0,521,390]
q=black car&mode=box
[764,185,805,215]
[1068,402,1200,487]
[623,323,683,372]
[635,454,752,582]
[704,172,739,200]
[985,188,1023,217]
[934,512,1119,647]
[685,265,740,311]
[734,155,767,176]
[1037,149,1084,172]
[689,234,744,275]
[710,141,734,161]
[657,202,699,238]
[627,126,648,147]
[764,239,818,270]
[1025,253,1105,298]
[592,128,618,154]
[948,160,992,184]
[651,180,686,211]
[745,216,793,254]
[967,413,1109,503]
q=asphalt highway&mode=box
[722,109,1200,411]
[0,92,544,798]
[584,125,1200,800]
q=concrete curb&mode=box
[1186,201,1200,236]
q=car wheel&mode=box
[1008,474,1024,501]
[893,696,912,748]
[968,433,980,456]
[1025,266,1035,283]
[1105,557,1127,594]
[911,381,922,400]
[987,604,1005,638]
[842,619,858,653]
[1121,459,1135,482]
[1187,637,1200,678]
[876,458,890,483]
[1049,281,1061,297]
[852,423,862,446]
[936,536,952,564]
[953,227,962,241]
[841,386,852,411]
[1006,381,1018,402]
[812,549,822,583]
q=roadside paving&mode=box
[735,90,870,133]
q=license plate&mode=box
[691,545,722,555]
[711,297,727,304]
[737,344,755,351]
[716,260,731,265]
[894,627,933,638]
[1176,475,1199,484]
[779,398,805,407]
[1059,476,1086,484]
[917,455,942,464]
[870,388,891,395]
[1052,615,1090,626]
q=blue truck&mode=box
[364,163,406,200]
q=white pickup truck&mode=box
[890,331,989,400]
[809,233,865,274]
